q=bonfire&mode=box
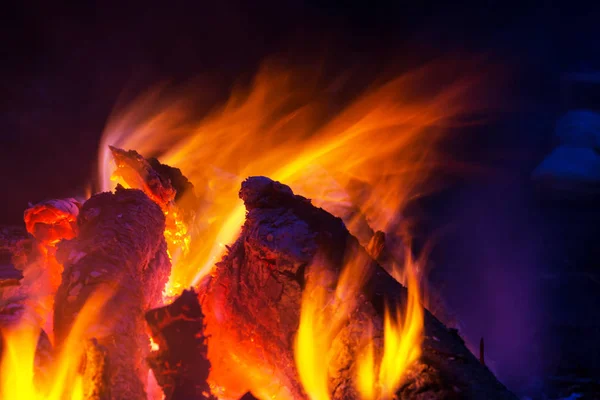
[0,63,516,399]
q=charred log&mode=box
[147,157,200,223]
[199,176,517,400]
[109,146,177,209]
[54,186,171,399]
[109,146,198,224]
[145,289,216,400]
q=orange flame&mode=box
[356,253,424,399]
[99,60,481,301]
[0,287,114,400]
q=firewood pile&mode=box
[0,147,517,400]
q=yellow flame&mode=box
[356,254,424,399]
[294,279,333,400]
[356,322,376,400]
[294,252,373,400]
[0,287,114,400]
[149,336,160,351]
[99,60,480,300]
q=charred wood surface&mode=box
[54,186,171,399]
[199,176,517,400]
[109,146,177,209]
[109,146,199,224]
[145,289,216,400]
[147,156,200,224]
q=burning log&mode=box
[145,289,216,400]
[199,176,517,400]
[109,146,177,209]
[54,186,171,399]
[109,146,199,251]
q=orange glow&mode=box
[356,253,424,399]
[99,61,480,300]
[0,287,114,400]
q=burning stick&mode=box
[198,177,517,400]
[54,186,171,399]
[145,289,216,400]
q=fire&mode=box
[356,253,424,399]
[99,60,481,298]
[295,252,371,400]
[96,60,483,397]
[294,248,423,400]
[0,287,114,399]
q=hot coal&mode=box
[23,198,81,245]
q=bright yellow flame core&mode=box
[357,255,424,399]
[0,288,113,400]
[295,251,424,400]
[294,270,348,400]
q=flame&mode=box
[294,252,371,400]
[99,60,481,300]
[356,253,424,399]
[0,287,114,400]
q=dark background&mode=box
[2,1,600,398]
